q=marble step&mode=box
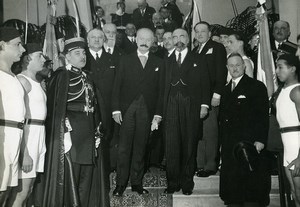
[193,175,279,191]
[172,190,280,207]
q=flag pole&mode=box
[72,0,80,37]
[25,0,28,44]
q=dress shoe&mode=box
[131,185,149,195]
[195,169,216,177]
[113,185,126,197]
[182,189,193,195]
[164,187,180,194]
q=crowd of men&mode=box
[1,0,300,206]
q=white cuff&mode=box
[112,111,121,115]
[213,93,221,99]
[201,104,209,109]
[154,115,162,119]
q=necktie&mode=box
[107,48,111,54]
[177,52,181,67]
[141,10,145,16]
[96,53,100,62]
[197,43,203,53]
[139,55,147,68]
[231,81,236,92]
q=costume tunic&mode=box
[0,70,25,191]
[276,83,300,170]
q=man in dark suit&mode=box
[271,20,292,60]
[219,53,270,206]
[112,28,164,197]
[163,31,175,57]
[85,28,117,171]
[160,7,177,32]
[164,28,210,195]
[161,0,183,28]
[192,21,227,177]
[120,23,137,55]
[132,0,156,30]
[103,23,124,64]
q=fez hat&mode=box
[233,141,259,172]
[64,37,85,54]
[0,27,20,42]
[25,43,42,55]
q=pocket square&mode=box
[155,67,159,71]
[206,48,213,54]
[193,63,197,67]
[110,66,116,69]
[237,95,246,99]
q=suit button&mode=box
[225,119,229,122]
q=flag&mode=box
[43,0,60,71]
[182,0,202,50]
[256,0,278,97]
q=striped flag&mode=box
[256,0,278,97]
[43,0,60,71]
[182,0,202,50]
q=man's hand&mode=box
[151,116,162,131]
[95,137,101,148]
[113,112,122,125]
[200,106,208,119]
[254,141,265,153]
[287,156,300,177]
[21,153,33,173]
[211,97,220,107]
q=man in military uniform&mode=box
[42,37,107,206]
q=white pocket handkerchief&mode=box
[193,63,197,67]
[206,48,213,54]
[110,66,116,69]
[155,67,159,71]
[238,95,246,99]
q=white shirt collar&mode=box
[198,40,209,53]
[89,48,103,60]
[275,40,286,49]
[104,45,114,54]
[137,50,149,58]
[175,47,188,63]
[127,36,135,42]
[232,75,244,86]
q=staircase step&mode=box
[193,175,279,191]
[173,190,280,207]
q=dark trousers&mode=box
[197,106,219,171]
[165,92,201,191]
[64,153,93,207]
[116,96,150,186]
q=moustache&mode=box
[140,44,149,48]
[175,41,185,47]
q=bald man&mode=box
[132,0,156,30]
[163,28,210,195]
[112,28,164,196]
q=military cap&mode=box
[64,37,85,54]
[0,27,20,42]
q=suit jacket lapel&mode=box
[180,51,192,73]
[200,39,211,56]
